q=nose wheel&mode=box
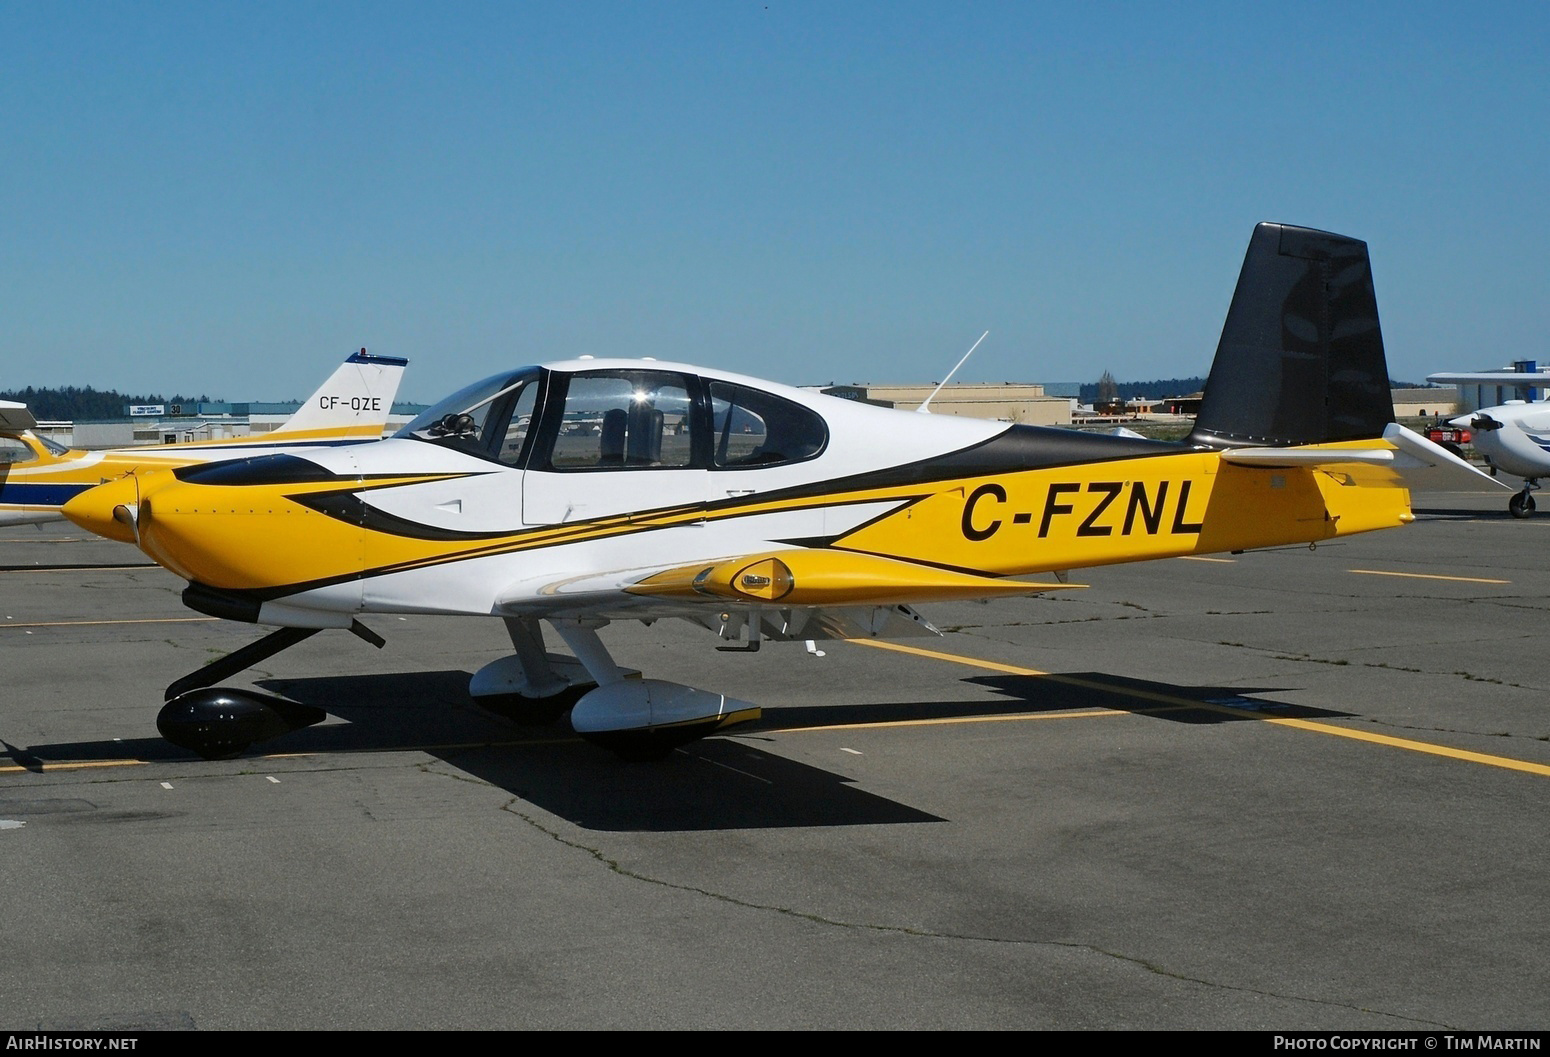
[158,621,384,758]
[1509,482,1539,519]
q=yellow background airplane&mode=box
[1,349,406,527]
[63,224,1483,761]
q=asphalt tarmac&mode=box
[2,483,1547,1030]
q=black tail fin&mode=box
[1188,222,1394,448]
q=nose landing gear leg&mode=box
[1509,479,1539,518]
[158,621,383,759]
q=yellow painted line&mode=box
[859,639,1215,710]
[0,617,220,630]
[854,640,1550,778]
[1349,569,1510,585]
[859,640,1051,676]
[0,760,147,775]
[1250,718,1550,777]
[1179,556,1236,563]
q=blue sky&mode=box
[4,2,1546,402]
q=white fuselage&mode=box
[1452,401,1550,481]
[268,360,1008,624]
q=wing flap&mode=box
[684,603,946,642]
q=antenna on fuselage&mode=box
[917,331,989,414]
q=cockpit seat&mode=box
[626,405,663,465]
[599,408,627,465]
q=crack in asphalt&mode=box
[497,798,1454,1028]
[1214,641,1538,692]
[1347,716,1550,742]
[940,613,1160,632]
[1200,643,1548,741]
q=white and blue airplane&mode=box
[1427,368,1550,516]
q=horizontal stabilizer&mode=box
[1220,447,1395,468]
[628,549,1085,607]
[1218,427,1503,490]
[1383,422,1507,491]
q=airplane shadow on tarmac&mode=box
[7,670,943,833]
[10,666,1351,832]
[964,673,1355,724]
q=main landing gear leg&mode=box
[548,619,626,689]
[157,621,384,760]
[466,616,598,724]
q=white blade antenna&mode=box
[918,331,989,413]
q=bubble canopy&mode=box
[395,363,827,471]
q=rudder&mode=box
[1188,222,1394,448]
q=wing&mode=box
[624,549,1084,606]
[492,547,1084,642]
[1426,371,1550,386]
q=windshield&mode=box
[0,433,69,463]
[396,368,542,463]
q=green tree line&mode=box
[0,386,216,422]
[1078,376,1207,403]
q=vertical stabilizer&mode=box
[269,349,408,439]
[1188,223,1394,448]
[0,401,38,434]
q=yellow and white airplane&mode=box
[0,349,407,528]
[62,223,1483,761]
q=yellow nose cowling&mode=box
[62,475,142,545]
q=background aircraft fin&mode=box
[268,349,408,439]
[0,400,38,433]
